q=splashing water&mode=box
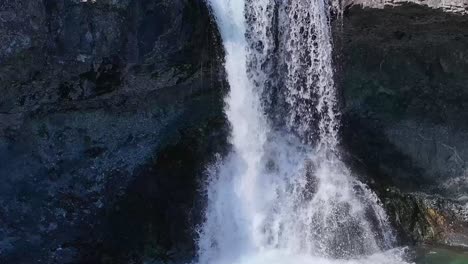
[196,0,411,263]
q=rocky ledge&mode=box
[348,0,468,14]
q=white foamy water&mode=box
[196,0,412,263]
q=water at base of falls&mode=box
[195,0,412,263]
[230,248,409,264]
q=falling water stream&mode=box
[196,0,412,263]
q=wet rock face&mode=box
[0,0,226,263]
[340,4,468,244]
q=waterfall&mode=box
[196,0,411,263]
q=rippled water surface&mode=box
[414,246,468,264]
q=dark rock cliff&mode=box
[340,3,468,246]
[0,0,227,263]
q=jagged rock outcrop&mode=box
[383,188,468,245]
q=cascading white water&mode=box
[196,1,412,263]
